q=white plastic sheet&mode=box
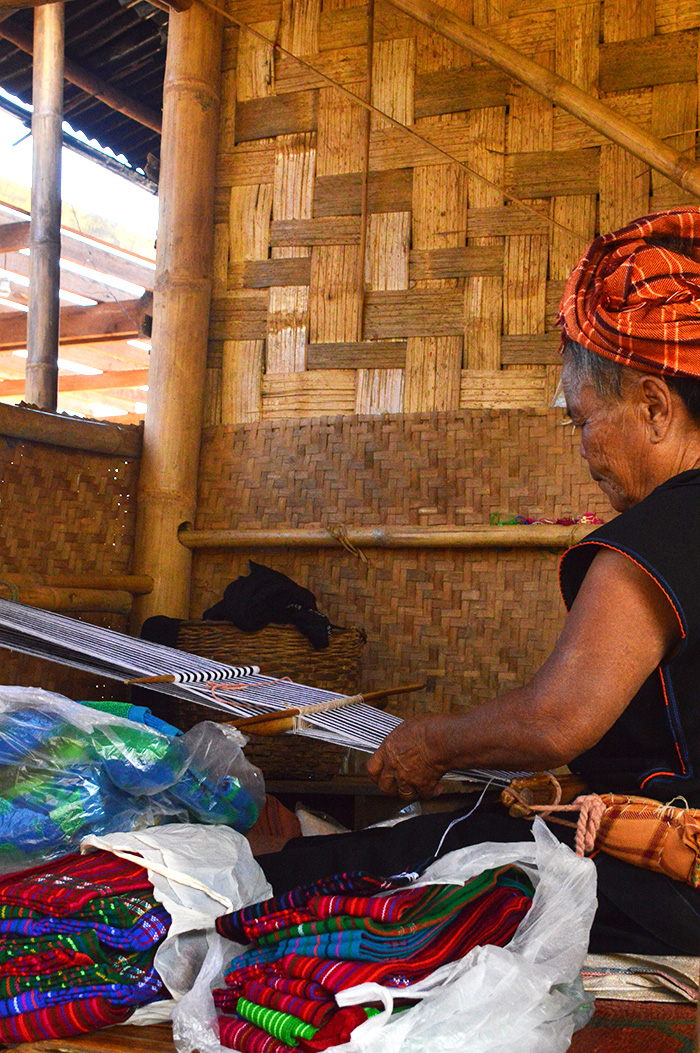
[172,819,596,1053]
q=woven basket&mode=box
[147,622,366,780]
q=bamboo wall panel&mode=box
[0,436,138,697]
[193,410,611,712]
[208,0,700,421]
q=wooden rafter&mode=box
[0,20,162,134]
[0,295,151,351]
[0,366,149,397]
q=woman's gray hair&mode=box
[562,340,626,400]
[562,338,700,421]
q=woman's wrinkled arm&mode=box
[366,547,683,798]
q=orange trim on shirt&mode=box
[560,539,686,639]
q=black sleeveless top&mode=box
[559,468,700,805]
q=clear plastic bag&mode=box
[172,820,596,1053]
[0,686,265,873]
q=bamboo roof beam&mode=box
[0,19,163,134]
[389,0,700,199]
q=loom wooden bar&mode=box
[25,1,63,411]
[387,0,700,198]
[178,524,596,549]
[0,19,162,132]
[0,402,142,456]
[131,2,223,628]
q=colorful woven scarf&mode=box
[558,207,700,378]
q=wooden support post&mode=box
[130,2,223,628]
[389,0,700,199]
[26,1,63,411]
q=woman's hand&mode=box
[365,715,450,799]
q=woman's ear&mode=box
[636,375,674,442]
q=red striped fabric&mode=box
[558,207,700,378]
[0,995,133,1043]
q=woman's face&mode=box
[561,367,650,512]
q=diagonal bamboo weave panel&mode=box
[209,0,700,421]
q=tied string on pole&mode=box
[326,525,370,565]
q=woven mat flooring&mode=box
[6,1002,698,1053]
[568,1000,698,1052]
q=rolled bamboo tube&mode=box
[0,573,153,594]
[389,0,700,199]
[26,2,63,410]
[0,584,132,614]
[130,3,223,629]
[0,403,143,457]
[178,523,597,551]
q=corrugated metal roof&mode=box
[0,0,165,182]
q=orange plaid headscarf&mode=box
[558,207,700,378]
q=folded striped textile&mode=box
[0,904,171,949]
[218,1016,295,1053]
[216,866,534,1053]
[236,995,317,1044]
[0,847,172,1043]
[0,960,166,1018]
[0,994,134,1044]
[225,868,532,970]
[299,1005,380,1052]
[0,929,99,973]
[217,1006,379,1053]
[0,849,153,917]
[216,871,413,944]
[224,883,531,990]
[215,979,335,1029]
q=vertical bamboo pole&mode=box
[131,1,223,627]
[26,2,63,411]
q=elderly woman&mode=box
[258,208,700,954]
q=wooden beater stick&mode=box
[229,682,426,736]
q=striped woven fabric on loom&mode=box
[0,598,521,787]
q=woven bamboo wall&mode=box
[0,436,139,698]
[207,0,700,422]
[192,410,611,714]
